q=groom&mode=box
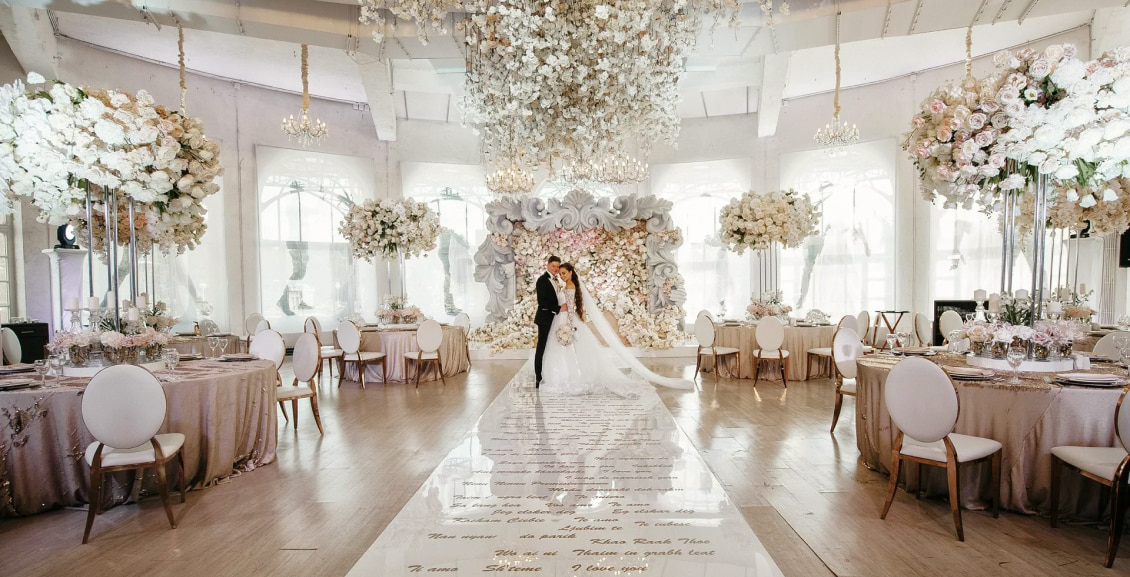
[534,255,564,388]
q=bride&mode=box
[538,263,694,396]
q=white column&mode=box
[41,248,88,334]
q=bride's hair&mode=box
[560,263,584,321]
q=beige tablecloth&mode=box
[713,324,836,381]
[0,359,278,518]
[856,352,1122,518]
[341,325,470,383]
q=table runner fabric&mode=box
[0,360,278,517]
[855,352,1121,518]
[713,324,836,381]
[342,325,470,383]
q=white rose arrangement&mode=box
[339,198,440,261]
[719,189,820,254]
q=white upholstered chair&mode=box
[1092,331,1130,359]
[914,312,932,347]
[1050,387,1130,567]
[880,357,1002,541]
[830,327,863,433]
[806,315,851,380]
[753,316,789,387]
[938,310,964,344]
[249,329,289,420]
[857,310,872,345]
[243,313,266,352]
[338,320,386,388]
[304,316,344,385]
[80,364,185,543]
[453,312,472,368]
[1,327,20,364]
[693,315,739,382]
[405,319,445,387]
[697,309,715,322]
[277,333,324,435]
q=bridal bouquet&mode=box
[719,189,819,253]
[555,318,575,346]
[339,198,440,261]
[747,291,792,320]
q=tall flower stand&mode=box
[42,248,88,334]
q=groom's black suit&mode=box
[534,271,559,387]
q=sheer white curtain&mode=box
[401,162,491,326]
[256,146,376,334]
[650,159,751,320]
[778,140,897,319]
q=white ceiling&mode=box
[1,0,1126,127]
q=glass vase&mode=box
[69,345,90,367]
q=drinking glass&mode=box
[947,330,963,353]
[32,359,47,387]
[207,336,221,359]
[885,333,899,354]
[896,331,910,348]
[1006,348,1026,384]
[164,348,180,373]
[1119,315,1130,331]
[48,354,63,381]
[1114,335,1130,360]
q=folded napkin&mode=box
[1072,352,1091,370]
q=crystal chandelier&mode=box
[560,151,649,185]
[486,159,535,196]
[813,11,860,149]
[281,44,328,147]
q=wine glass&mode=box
[48,354,63,382]
[207,336,221,359]
[896,331,910,348]
[164,348,180,374]
[947,329,963,353]
[32,359,47,387]
[885,332,899,354]
[1006,348,1026,384]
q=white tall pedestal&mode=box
[42,248,88,334]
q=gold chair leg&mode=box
[990,451,1001,518]
[176,451,187,503]
[781,355,788,387]
[278,401,289,422]
[360,360,367,389]
[830,391,843,433]
[83,462,102,544]
[946,457,964,541]
[310,395,324,436]
[693,348,701,381]
[438,352,446,386]
[880,452,901,520]
[291,399,299,429]
[753,355,761,387]
[154,459,177,530]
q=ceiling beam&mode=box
[757,53,789,137]
[1090,7,1130,56]
[352,52,397,141]
[0,6,58,79]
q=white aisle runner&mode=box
[346,368,784,577]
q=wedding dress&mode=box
[537,283,694,396]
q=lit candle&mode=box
[973,289,987,302]
[988,293,1001,313]
[127,307,139,322]
[67,296,80,310]
[1015,289,1029,300]
[88,296,100,310]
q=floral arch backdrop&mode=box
[471,189,687,351]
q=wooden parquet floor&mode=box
[0,358,1125,576]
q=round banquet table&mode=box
[341,325,470,383]
[0,359,278,518]
[856,352,1123,518]
[713,323,836,381]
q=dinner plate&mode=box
[1055,378,1126,388]
[178,353,203,361]
[894,348,935,356]
[945,367,995,380]
[219,354,256,362]
[210,332,232,337]
[1055,372,1124,383]
[0,364,35,375]
[176,332,197,337]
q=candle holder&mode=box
[66,309,83,333]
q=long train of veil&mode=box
[578,283,694,390]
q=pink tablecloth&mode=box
[341,325,470,383]
[0,359,278,517]
[713,324,836,381]
[856,353,1121,518]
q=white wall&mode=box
[10,24,1121,330]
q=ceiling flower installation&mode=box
[361,1,741,173]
